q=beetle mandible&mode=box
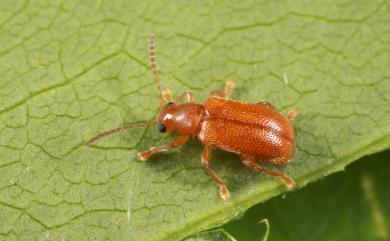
[87,35,298,200]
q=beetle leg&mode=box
[175,91,195,104]
[286,107,298,121]
[137,135,189,161]
[257,101,277,111]
[240,154,296,189]
[201,145,230,200]
[208,80,236,99]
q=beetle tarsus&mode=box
[137,151,149,161]
[285,178,297,190]
[220,185,230,201]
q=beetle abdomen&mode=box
[198,97,295,162]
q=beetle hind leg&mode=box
[201,145,230,200]
[240,154,296,189]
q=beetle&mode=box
[87,35,298,200]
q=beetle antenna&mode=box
[149,34,164,110]
[86,120,155,145]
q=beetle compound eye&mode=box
[158,121,166,133]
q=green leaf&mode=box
[0,1,389,241]
[222,150,390,241]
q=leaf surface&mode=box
[0,1,389,241]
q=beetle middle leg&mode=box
[137,135,189,161]
[240,154,296,189]
[201,145,230,200]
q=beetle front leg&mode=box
[137,135,189,161]
[240,154,296,189]
[201,145,230,200]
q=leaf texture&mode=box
[0,1,389,240]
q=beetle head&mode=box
[157,102,176,133]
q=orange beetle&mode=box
[87,35,298,200]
